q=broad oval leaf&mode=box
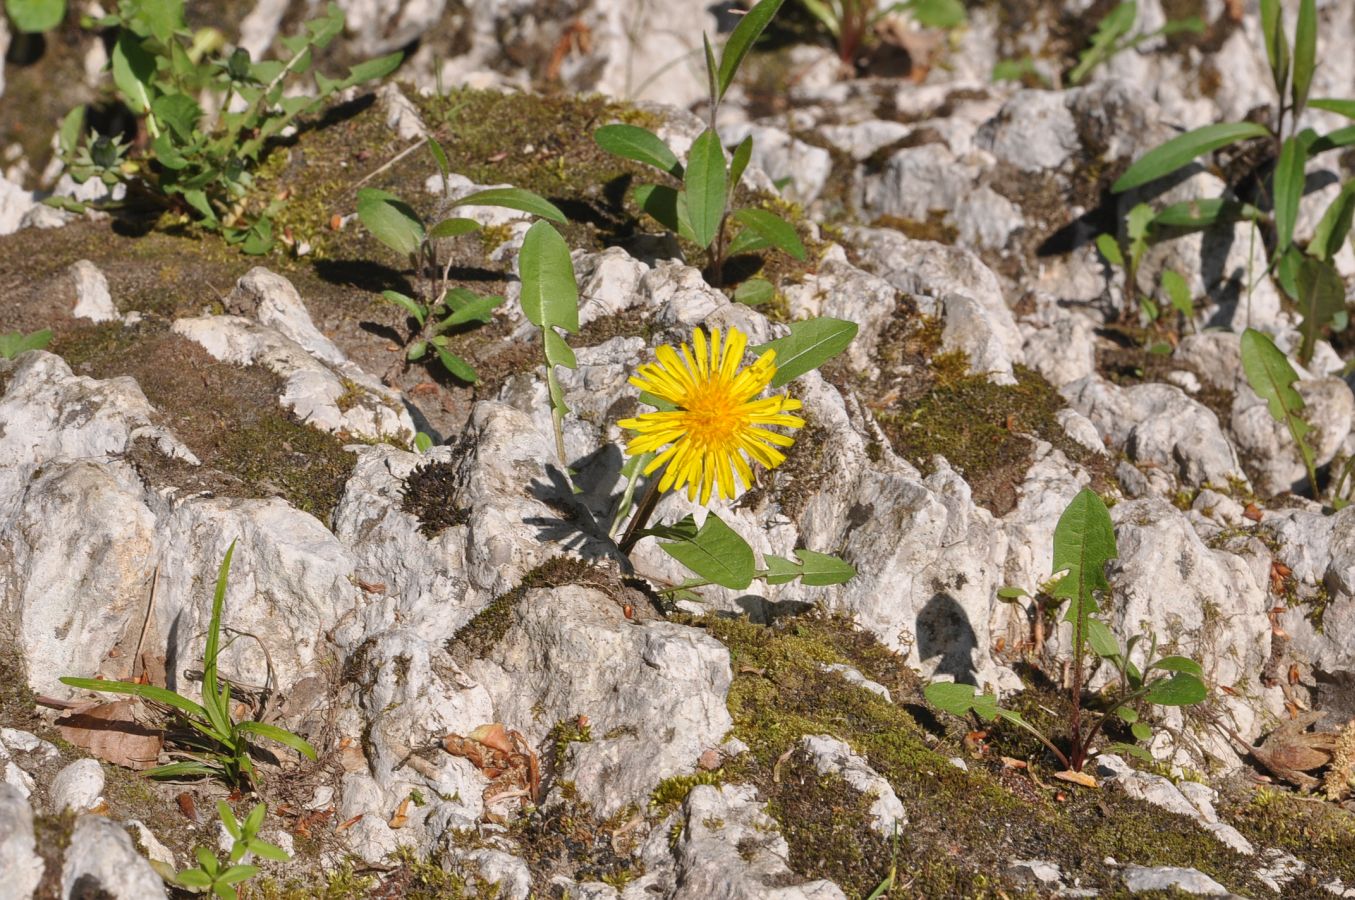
[734,278,775,307]
[904,0,967,28]
[381,290,426,326]
[1143,672,1207,706]
[1240,328,1316,490]
[634,183,681,232]
[716,0,786,101]
[731,208,807,260]
[1150,655,1204,679]
[1112,122,1270,192]
[428,217,481,239]
[6,0,66,32]
[0,329,53,359]
[356,188,424,257]
[518,221,579,333]
[924,682,999,721]
[448,187,565,225]
[1086,617,1121,658]
[1294,256,1345,365]
[1095,233,1124,267]
[235,720,318,759]
[433,346,478,384]
[751,317,859,389]
[659,512,756,590]
[725,227,772,258]
[684,129,727,248]
[112,31,157,115]
[762,553,801,585]
[593,124,682,176]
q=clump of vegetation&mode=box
[1067,0,1202,85]
[52,0,401,253]
[0,329,52,359]
[926,489,1207,772]
[173,801,290,898]
[61,541,317,789]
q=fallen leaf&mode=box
[388,797,411,829]
[1244,503,1263,522]
[177,792,198,823]
[336,813,363,832]
[57,700,162,770]
[1053,769,1099,788]
[999,756,1028,769]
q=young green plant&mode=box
[52,0,401,253]
[1240,327,1320,498]
[593,0,807,287]
[61,541,317,788]
[797,0,966,67]
[1067,0,1202,86]
[173,801,289,899]
[356,137,567,385]
[925,489,1207,772]
[0,329,53,359]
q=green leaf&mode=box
[112,31,157,115]
[734,278,775,306]
[1310,125,1355,154]
[146,760,219,779]
[1259,0,1289,99]
[242,802,266,839]
[728,135,753,188]
[1161,270,1192,318]
[518,221,579,333]
[751,316,859,389]
[59,677,208,720]
[923,682,999,721]
[1095,233,1124,267]
[1051,489,1117,627]
[339,51,403,90]
[414,432,434,452]
[57,105,84,162]
[428,217,481,239]
[1116,706,1139,724]
[381,290,426,327]
[0,329,53,359]
[731,208,806,260]
[356,188,424,257]
[6,0,65,32]
[406,341,427,361]
[659,513,756,590]
[633,183,682,233]
[428,135,450,184]
[151,94,201,142]
[684,129,727,249]
[1240,328,1316,493]
[1292,0,1317,115]
[762,554,802,585]
[793,549,856,586]
[1308,180,1355,261]
[218,801,242,839]
[1311,98,1355,120]
[235,721,318,760]
[593,125,682,177]
[716,0,785,101]
[447,187,565,225]
[177,868,214,888]
[725,227,772,257]
[1112,122,1270,192]
[1086,617,1121,658]
[246,839,290,862]
[996,586,1029,600]
[1068,1,1136,85]
[1150,655,1204,679]
[1144,672,1207,706]
[217,864,260,885]
[1130,721,1153,742]
[1151,198,1259,230]
[898,0,966,28]
[543,329,577,369]
[1273,135,1308,255]
[438,289,504,329]
[433,347,478,383]
[1294,256,1345,365]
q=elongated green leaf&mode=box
[1294,257,1345,365]
[428,135,450,184]
[1051,489,1117,626]
[1161,270,1192,318]
[217,864,261,885]
[112,31,157,115]
[1087,617,1121,658]
[218,801,242,839]
[59,677,208,719]
[1309,180,1355,261]
[1150,655,1204,678]
[684,129,727,248]
[896,0,966,28]
[1113,122,1271,192]
[1095,233,1124,267]
[246,838,290,862]
[1273,135,1308,255]
[235,721,318,759]
[725,227,772,257]
[752,317,859,388]
[731,208,806,260]
[1310,125,1355,154]
[428,217,480,239]
[381,290,426,327]
[201,542,236,721]
[518,221,579,333]
[1311,98,1355,120]
[1144,672,1207,705]
[0,329,53,359]
[177,868,214,888]
[58,106,84,157]
[728,136,753,189]
[716,0,785,101]
[762,554,802,585]
[147,760,218,779]
[356,188,424,257]
[593,125,681,177]
[243,801,266,838]
[794,549,856,586]
[6,0,66,32]
[1240,328,1316,491]
[543,329,577,369]
[1292,0,1317,115]
[1259,0,1289,99]
[1068,0,1136,85]
[659,513,755,590]
[1151,198,1259,230]
[448,187,565,225]
[437,289,504,329]
[434,347,478,383]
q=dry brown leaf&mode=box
[999,756,1028,769]
[1244,503,1263,522]
[388,796,411,829]
[56,700,162,770]
[1053,769,1099,788]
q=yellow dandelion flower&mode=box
[618,326,805,505]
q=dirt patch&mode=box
[48,321,355,524]
[402,459,471,537]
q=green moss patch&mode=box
[49,322,355,524]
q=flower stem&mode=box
[618,478,663,555]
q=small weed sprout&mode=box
[612,319,859,595]
[925,489,1207,773]
[356,137,568,387]
[593,0,807,287]
[797,0,966,68]
[1067,1,1202,86]
[0,329,53,359]
[175,801,288,899]
[1240,328,1320,499]
[1110,0,1354,361]
[52,0,402,253]
[61,541,317,789]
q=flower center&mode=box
[681,381,743,449]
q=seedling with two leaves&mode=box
[925,489,1207,773]
[593,0,807,288]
